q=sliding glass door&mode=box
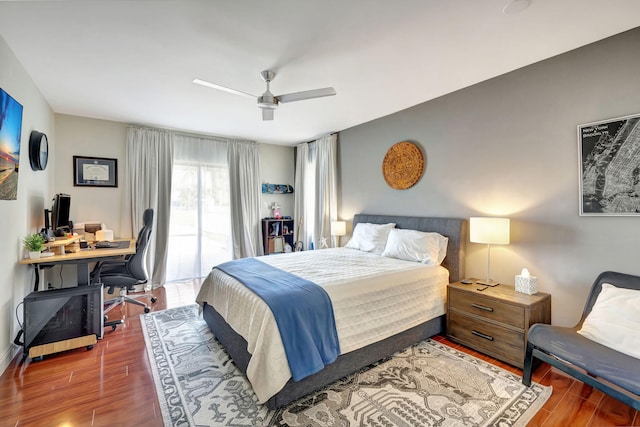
[166,137,231,281]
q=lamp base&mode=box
[475,279,500,287]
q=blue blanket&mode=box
[215,257,340,381]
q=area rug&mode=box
[142,304,551,427]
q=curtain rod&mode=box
[127,124,256,144]
[299,132,338,145]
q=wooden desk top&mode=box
[19,239,136,265]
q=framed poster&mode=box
[579,113,640,215]
[73,156,118,187]
[0,88,23,200]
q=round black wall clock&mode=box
[29,131,49,171]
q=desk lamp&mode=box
[331,221,346,248]
[470,217,510,286]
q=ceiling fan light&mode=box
[257,93,278,109]
[262,109,274,121]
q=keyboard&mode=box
[95,241,120,249]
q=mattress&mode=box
[195,247,449,403]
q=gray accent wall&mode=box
[338,28,640,327]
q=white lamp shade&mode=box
[331,221,346,236]
[470,217,510,245]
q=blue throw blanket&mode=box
[215,257,340,381]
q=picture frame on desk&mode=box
[73,155,118,187]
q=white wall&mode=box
[339,28,640,327]
[0,35,55,372]
[55,114,127,236]
[55,116,295,233]
[259,143,295,220]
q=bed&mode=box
[196,214,467,409]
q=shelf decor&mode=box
[262,184,293,194]
[382,141,424,190]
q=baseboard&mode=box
[0,344,20,376]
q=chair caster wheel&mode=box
[32,356,43,362]
[144,307,151,313]
[111,325,118,331]
[151,297,158,303]
[87,345,94,351]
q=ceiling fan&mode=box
[193,70,336,121]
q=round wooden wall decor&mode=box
[382,141,424,190]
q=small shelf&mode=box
[262,218,295,255]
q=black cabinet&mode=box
[262,218,294,255]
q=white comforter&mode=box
[195,247,448,403]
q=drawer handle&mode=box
[471,303,494,312]
[471,330,494,341]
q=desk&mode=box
[19,239,136,291]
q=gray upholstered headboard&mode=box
[353,214,467,283]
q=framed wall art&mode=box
[382,141,424,190]
[0,88,23,200]
[579,113,640,215]
[73,156,118,187]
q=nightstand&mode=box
[446,281,551,368]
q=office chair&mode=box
[91,208,157,330]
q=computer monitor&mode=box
[50,193,71,234]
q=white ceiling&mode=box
[1,1,639,145]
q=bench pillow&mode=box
[577,283,640,359]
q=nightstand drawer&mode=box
[449,289,525,329]
[448,311,524,365]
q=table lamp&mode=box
[470,217,510,286]
[331,221,346,247]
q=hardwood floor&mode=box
[1,280,638,426]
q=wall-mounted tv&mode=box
[0,87,24,200]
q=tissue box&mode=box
[515,274,538,295]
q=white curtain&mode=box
[228,140,262,259]
[294,142,313,249]
[294,134,338,249]
[166,134,230,281]
[121,127,173,287]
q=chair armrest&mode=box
[91,258,127,283]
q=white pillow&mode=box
[344,222,395,254]
[577,283,640,359]
[381,228,448,265]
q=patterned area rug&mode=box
[142,304,551,427]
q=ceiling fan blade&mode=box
[262,108,274,121]
[277,87,336,103]
[192,78,256,99]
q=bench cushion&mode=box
[577,283,640,359]
[529,323,640,396]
